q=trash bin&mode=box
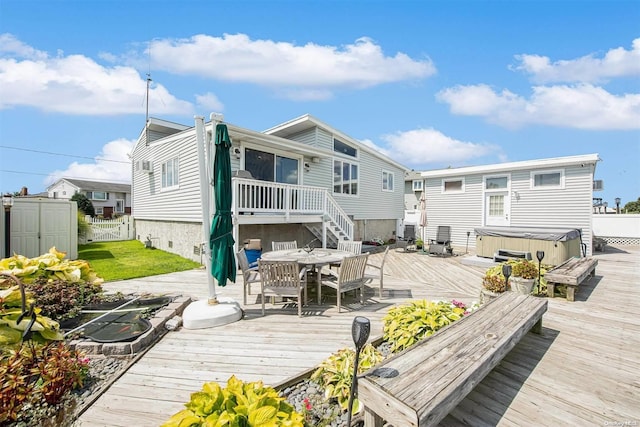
[243,239,262,268]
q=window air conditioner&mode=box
[593,180,603,191]
[141,160,153,173]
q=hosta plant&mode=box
[310,344,384,413]
[162,375,305,427]
[383,299,469,353]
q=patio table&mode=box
[260,248,352,304]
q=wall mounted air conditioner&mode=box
[141,160,153,173]
[593,180,603,191]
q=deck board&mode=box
[76,246,640,426]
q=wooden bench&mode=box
[359,292,547,427]
[545,257,598,302]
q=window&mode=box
[116,199,124,213]
[161,158,179,189]
[333,159,358,195]
[95,207,104,215]
[531,170,564,189]
[412,180,423,192]
[333,138,357,158]
[485,176,508,190]
[244,148,299,184]
[86,191,107,201]
[382,171,394,191]
[442,178,464,193]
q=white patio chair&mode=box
[272,241,298,251]
[320,253,369,313]
[237,248,261,305]
[365,246,390,298]
[337,240,363,255]
[258,260,307,317]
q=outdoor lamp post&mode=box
[615,197,621,214]
[502,264,512,292]
[536,251,545,294]
[3,194,14,257]
[347,316,370,427]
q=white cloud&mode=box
[378,128,500,167]
[0,35,193,115]
[147,34,436,100]
[437,83,640,130]
[195,92,224,111]
[44,139,135,185]
[512,38,640,83]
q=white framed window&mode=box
[531,169,564,189]
[333,159,358,195]
[115,199,125,213]
[412,180,423,192]
[95,206,104,215]
[87,191,107,201]
[382,170,394,192]
[161,157,179,189]
[442,178,465,193]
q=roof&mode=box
[420,153,601,178]
[264,114,409,171]
[50,178,131,193]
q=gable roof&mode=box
[420,154,601,178]
[49,178,131,193]
[264,114,409,171]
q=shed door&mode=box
[40,204,72,255]
[11,204,40,258]
[485,192,510,226]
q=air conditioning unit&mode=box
[141,160,153,173]
[593,180,604,191]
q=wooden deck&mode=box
[77,246,640,426]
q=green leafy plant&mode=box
[310,344,383,413]
[71,192,95,217]
[25,277,104,322]
[383,299,468,353]
[511,259,538,279]
[482,264,508,293]
[162,375,305,427]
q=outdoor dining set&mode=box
[237,240,390,316]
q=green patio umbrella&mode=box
[209,123,236,286]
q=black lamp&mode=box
[3,194,13,257]
[466,231,471,254]
[536,251,545,294]
[615,197,621,214]
[502,264,512,292]
[347,316,370,426]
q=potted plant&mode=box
[480,264,508,303]
[509,259,538,295]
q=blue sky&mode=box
[1,0,639,208]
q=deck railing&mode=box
[232,178,353,240]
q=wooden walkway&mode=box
[77,247,640,426]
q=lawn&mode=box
[78,240,201,282]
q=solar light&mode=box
[502,264,512,292]
[536,251,545,294]
[3,194,13,257]
[347,316,370,426]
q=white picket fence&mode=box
[81,215,135,243]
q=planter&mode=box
[510,277,536,295]
[480,288,503,304]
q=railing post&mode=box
[284,186,290,221]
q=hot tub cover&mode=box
[474,226,581,242]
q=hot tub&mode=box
[474,226,583,266]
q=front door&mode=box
[485,192,510,226]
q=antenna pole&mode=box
[145,73,152,145]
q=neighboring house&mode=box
[406,154,601,258]
[131,115,407,262]
[47,178,131,218]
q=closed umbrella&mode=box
[209,123,236,287]
[419,192,427,250]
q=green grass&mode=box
[78,240,201,282]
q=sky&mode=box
[1,0,639,209]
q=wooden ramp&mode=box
[76,247,640,426]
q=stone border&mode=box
[69,295,191,356]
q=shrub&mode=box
[25,278,104,322]
[383,299,469,353]
[162,375,304,427]
[482,264,508,293]
[511,259,538,279]
[310,344,383,413]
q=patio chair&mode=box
[237,248,261,305]
[365,246,390,298]
[257,260,307,317]
[272,241,298,251]
[428,226,453,256]
[337,240,363,255]
[320,253,369,313]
